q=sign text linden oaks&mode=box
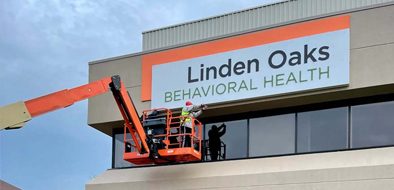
[151,27,349,109]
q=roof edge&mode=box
[90,1,394,65]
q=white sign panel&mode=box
[152,29,349,109]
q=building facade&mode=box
[87,0,394,189]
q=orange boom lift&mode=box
[0,75,202,164]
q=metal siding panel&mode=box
[201,21,206,39]
[191,23,195,41]
[179,26,184,44]
[188,24,193,43]
[161,29,165,48]
[157,29,161,48]
[239,11,244,31]
[197,21,202,40]
[299,0,304,19]
[241,11,246,31]
[164,29,169,47]
[288,1,294,20]
[160,29,164,48]
[212,18,217,38]
[161,29,165,49]
[277,2,282,23]
[191,23,196,41]
[285,1,289,20]
[142,34,148,50]
[183,24,188,43]
[272,4,278,24]
[204,21,209,39]
[346,0,352,10]
[144,34,148,50]
[215,17,220,36]
[233,14,238,33]
[285,1,290,21]
[145,33,150,50]
[203,20,207,39]
[153,32,157,50]
[150,33,157,49]
[231,14,242,32]
[208,19,213,37]
[182,25,186,44]
[209,19,215,38]
[205,19,212,38]
[167,25,175,46]
[204,19,211,38]
[151,33,155,50]
[264,7,268,25]
[172,25,177,45]
[232,14,237,33]
[196,22,201,40]
[152,32,157,50]
[251,9,256,29]
[143,0,394,51]
[195,21,199,40]
[161,29,166,48]
[168,26,172,47]
[198,21,204,40]
[223,14,228,34]
[247,10,253,29]
[268,6,272,25]
[197,22,202,40]
[244,11,249,30]
[227,14,232,34]
[220,16,227,35]
[183,25,188,42]
[256,8,262,27]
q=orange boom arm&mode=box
[25,77,112,117]
[0,76,149,154]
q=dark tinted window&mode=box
[114,133,133,168]
[205,120,247,160]
[249,114,295,157]
[112,99,394,168]
[297,107,348,152]
[351,101,394,148]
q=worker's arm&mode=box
[186,104,205,112]
[188,104,207,118]
[218,123,226,137]
[191,110,202,118]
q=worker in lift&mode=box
[208,123,226,161]
[181,101,207,147]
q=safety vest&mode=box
[181,109,191,123]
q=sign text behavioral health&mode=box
[146,16,350,109]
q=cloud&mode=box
[0,0,277,189]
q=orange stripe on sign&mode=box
[141,15,350,101]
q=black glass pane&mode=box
[249,114,295,157]
[297,107,348,152]
[351,101,394,148]
[205,120,247,160]
[114,133,133,168]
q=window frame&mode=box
[111,93,394,168]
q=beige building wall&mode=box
[87,4,394,190]
[88,55,150,135]
[86,147,394,190]
[88,4,394,135]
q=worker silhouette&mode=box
[208,123,226,161]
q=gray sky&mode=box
[0,0,277,189]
